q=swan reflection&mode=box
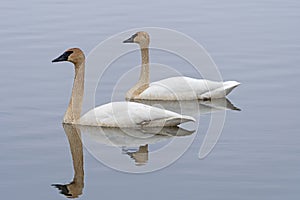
[53,124,194,198]
[131,98,240,116]
[122,144,149,166]
[52,124,84,199]
[80,125,194,166]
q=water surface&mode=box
[0,0,299,199]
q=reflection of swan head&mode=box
[125,144,149,166]
[52,48,85,65]
[123,31,150,49]
[52,182,83,199]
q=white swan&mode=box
[123,31,240,100]
[52,48,195,127]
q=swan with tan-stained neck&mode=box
[123,31,240,100]
[52,48,195,127]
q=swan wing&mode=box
[138,77,240,100]
[79,102,195,127]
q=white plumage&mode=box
[139,76,240,100]
[79,101,195,127]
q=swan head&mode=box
[123,31,150,49]
[52,48,85,65]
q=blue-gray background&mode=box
[0,0,299,199]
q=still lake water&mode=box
[1,0,300,199]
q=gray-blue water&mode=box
[1,0,299,199]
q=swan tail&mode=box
[199,81,240,99]
[223,81,240,95]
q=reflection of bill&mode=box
[52,124,84,199]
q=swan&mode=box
[123,31,240,100]
[52,48,195,127]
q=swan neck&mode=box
[64,62,85,124]
[140,48,149,85]
[125,48,150,100]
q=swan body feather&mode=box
[79,101,195,127]
[136,76,240,100]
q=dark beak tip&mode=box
[52,51,73,63]
[123,37,134,43]
[52,58,62,63]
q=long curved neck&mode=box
[64,62,85,124]
[126,47,150,100]
[139,48,150,84]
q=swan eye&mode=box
[64,51,73,57]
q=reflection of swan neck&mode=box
[64,62,85,124]
[64,125,84,197]
[67,128,84,184]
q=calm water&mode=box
[1,0,300,199]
